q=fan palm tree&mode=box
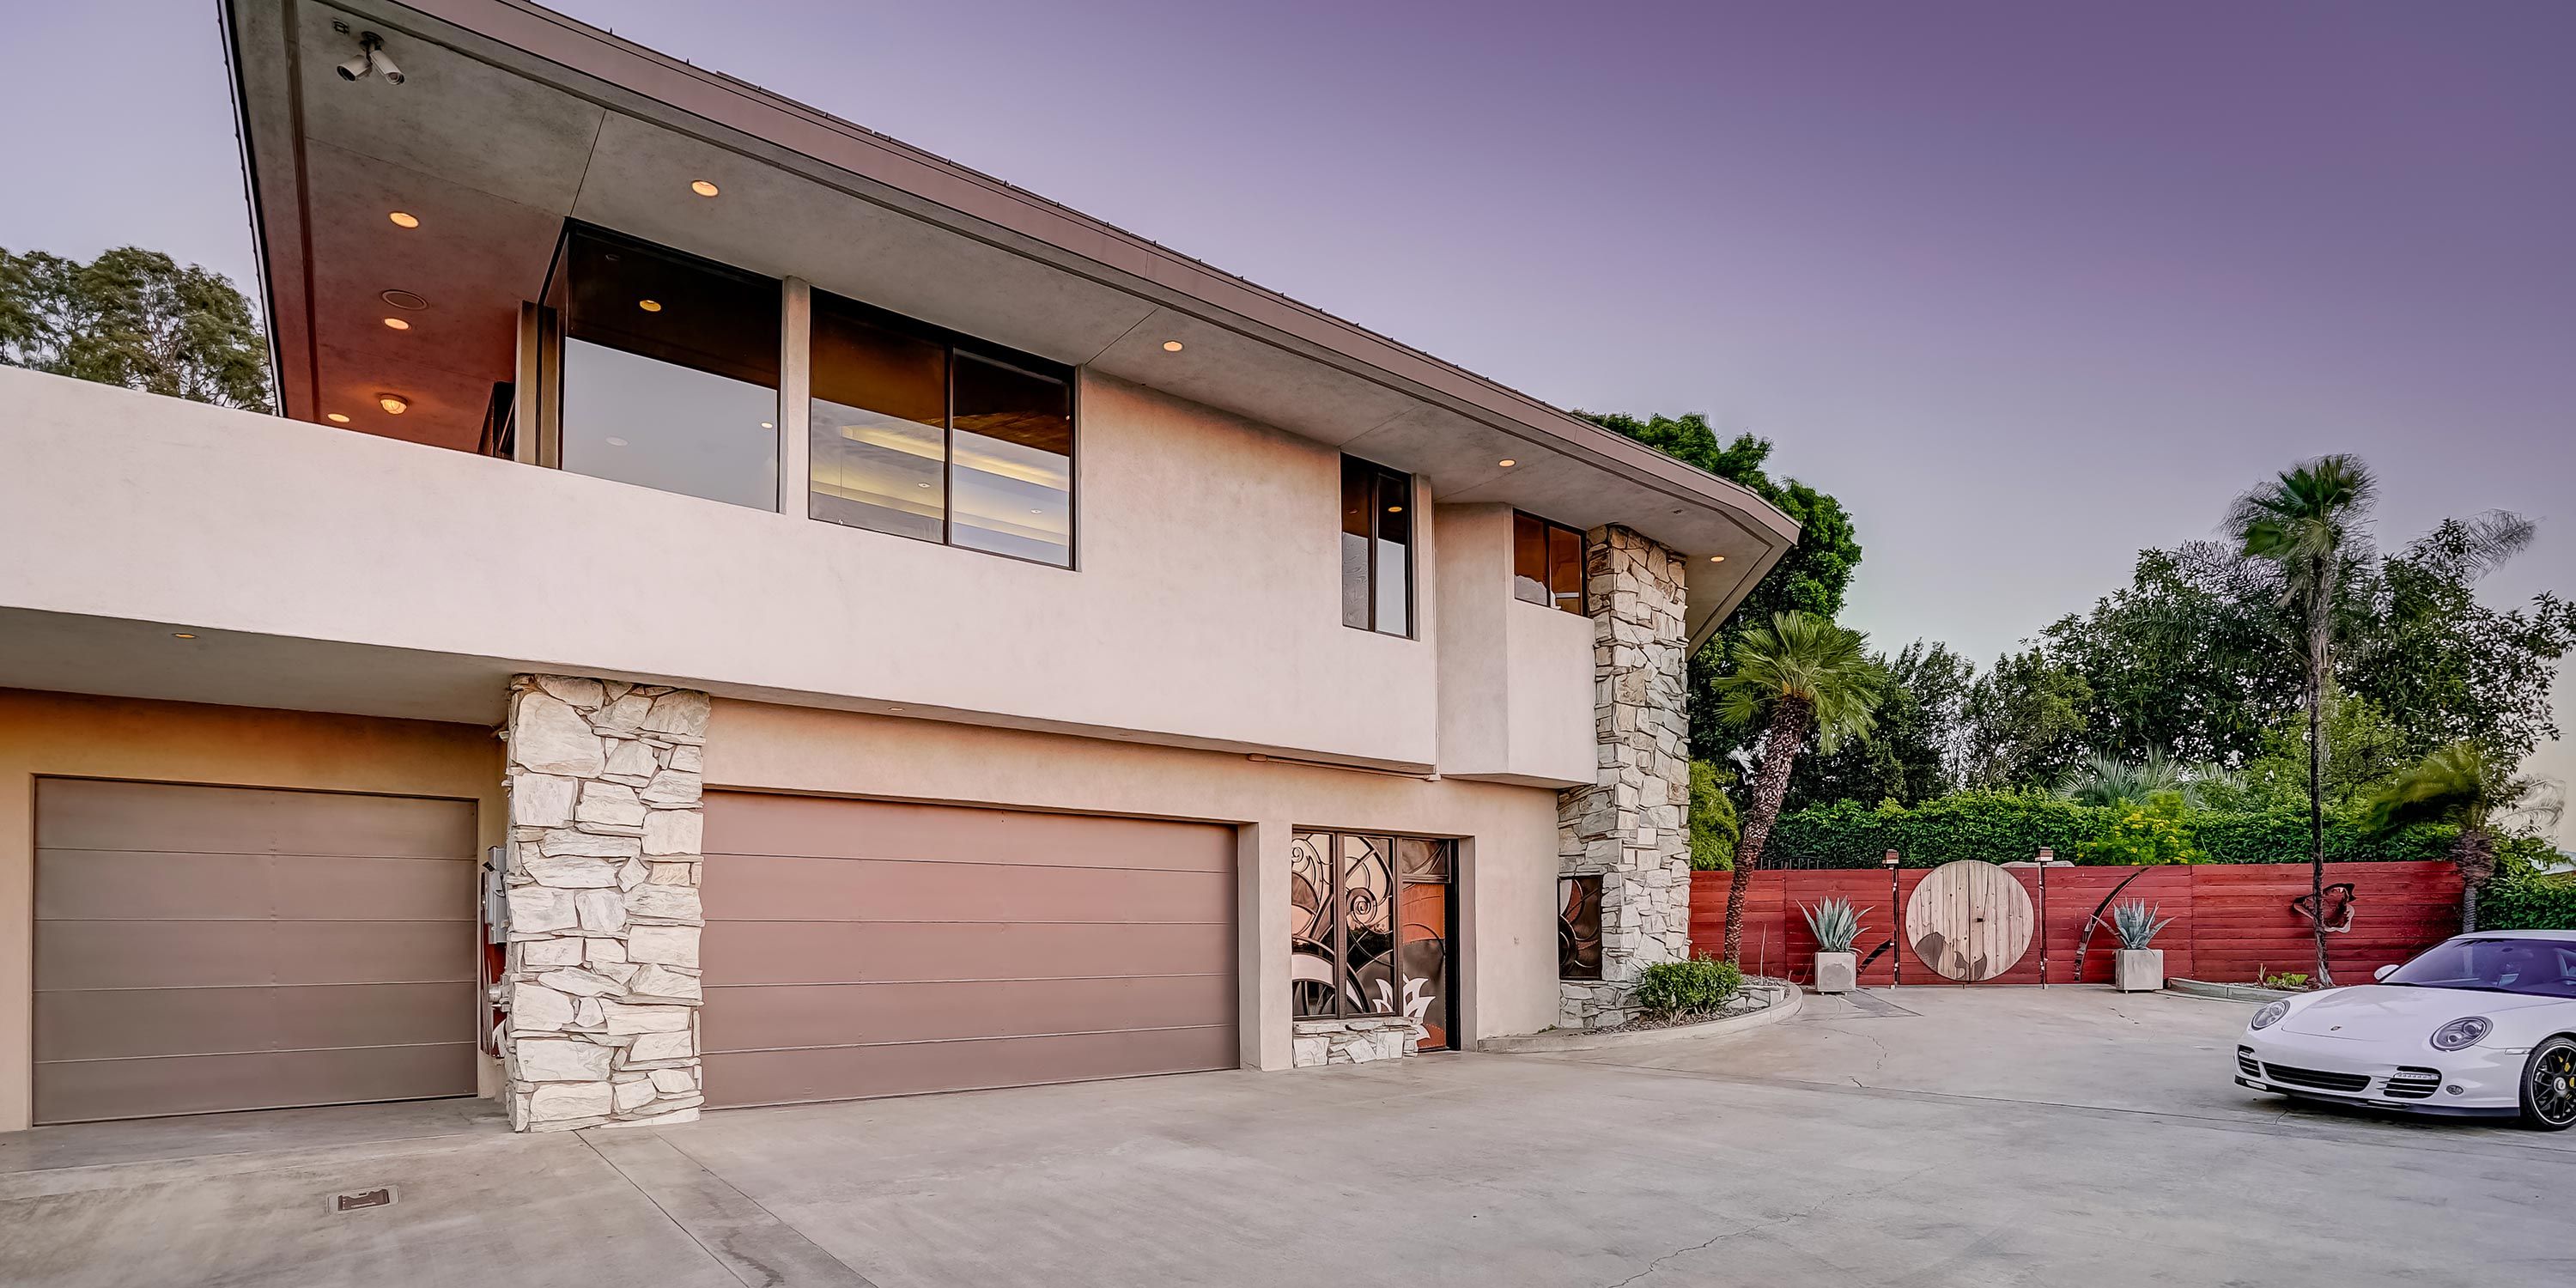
[2053,748,2228,808]
[1711,611,1888,963]
[2227,455,2376,986]
[2365,741,2564,933]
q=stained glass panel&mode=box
[1290,831,1336,1018]
[1339,834,1396,1016]
[1559,874,1603,980]
[1398,880,1450,1050]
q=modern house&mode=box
[0,0,1797,1133]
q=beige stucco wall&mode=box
[701,698,1566,1065]
[1433,504,1594,786]
[0,367,1449,770]
[0,690,504,1133]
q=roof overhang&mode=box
[222,0,1799,643]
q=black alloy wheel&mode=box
[2521,1036,2576,1131]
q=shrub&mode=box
[1633,957,1746,1018]
[2073,793,2200,866]
[1761,790,2467,868]
[2480,870,2576,931]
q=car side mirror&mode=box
[2372,964,2397,982]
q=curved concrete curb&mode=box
[2167,977,2292,1003]
[1479,981,1802,1054]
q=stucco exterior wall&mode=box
[0,367,1439,769]
[1431,504,1594,786]
[699,698,1567,1060]
[0,690,505,1133]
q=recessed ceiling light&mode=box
[381,289,428,310]
[605,436,629,447]
[325,412,351,423]
[382,317,410,331]
[1387,505,1404,513]
[918,482,932,489]
[690,179,720,197]
[1497,459,1516,468]
[387,211,419,228]
[760,421,774,429]
[378,393,410,415]
[1709,555,1726,562]
[889,706,905,713]
[1162,340,1183,352]
[638,299,662,313]
[172,632,197,640]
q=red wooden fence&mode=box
[1689,861,2464,987]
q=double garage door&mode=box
[700,793,1239,1108]
[32,780,480,1125]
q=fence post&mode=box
[2035,848,2052,987]
[1883,850,1902,987]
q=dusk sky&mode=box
[8,1,2572,840]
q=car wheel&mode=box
[2519,1036,2576,1131]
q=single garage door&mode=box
[33,779,479,1123]
[702,792,1237,1108]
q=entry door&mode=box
[32,779,480,1123]
[700,793,1239,1109]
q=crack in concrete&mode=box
[1598,1164,1941,1288]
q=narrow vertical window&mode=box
[1340,455,1413,636]
[950,353,1072,567]
[808,298,946,540]
[1513,512,1591,616]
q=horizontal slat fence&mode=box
[1691,861,2461,987]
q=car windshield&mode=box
[2381,938,2576,998]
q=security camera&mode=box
[335,32,403,85]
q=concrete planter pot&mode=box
[2115,948,2165,993]
[1814,951,1857,993]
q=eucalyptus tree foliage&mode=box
[0,246,269,410]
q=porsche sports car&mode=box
[2235,930,2576,1129]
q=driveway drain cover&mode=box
[331,1187,397,1213]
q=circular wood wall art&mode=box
[1904,860,2036,982]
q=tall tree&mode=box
[2344,514,2575,763]
[1578,412,1862,758]
[1710,612,1888,963]
[2365,741,2565,933]
[2227,455,2377,986]
[0,246,269,409]
[1784,641,1971,810]
[1959,646,2094,789]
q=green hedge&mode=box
[2480,872,2576,931]
[1761,791,2470,868]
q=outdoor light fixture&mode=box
[335,32,404,85]
[325,412,351,423]
[172,632,197,640]
[382,317,410,331]
[638,299,663,313]
[605,437,629,447]
[1709,555,1726,562]
[1882,850,1901,866]
[1162,340,1183,351]
[1497,459,1516,467]
[377,393,410,415]
[387,211,419,228]
[690,179,720,197]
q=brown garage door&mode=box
[702,793,1237,1108]
[33,779,479,1124]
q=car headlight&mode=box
[2431,1017,2491,1051]
[2251,1000,2290,1030]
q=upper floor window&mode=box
[554,227,780,510]
[808,290,1073,568]
[1340,456,1413,637]
[1513,512,1589,614]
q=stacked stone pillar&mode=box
[1558,527,1693,1028]
[498,675,708,1130]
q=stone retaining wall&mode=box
[1291,1016,1425,1066]
[498,675,708,1131]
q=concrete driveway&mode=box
[5,987,2570,1286]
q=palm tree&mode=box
[2365,741,2564,933]
[2227,455,2376,987]
[2053,748,2229,808]
[1711,611,1888,963]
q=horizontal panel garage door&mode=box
[702,793,1237,1108]
[33,780,479,1124]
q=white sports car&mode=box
[2235,930,2576,1130]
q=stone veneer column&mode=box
[1558,527,1692,1028]
[498,675,708,1131]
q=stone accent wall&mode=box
[1291,1016,1423,1067]
[498,676,708,1131]
[1558,527,1692,1028]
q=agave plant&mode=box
[1801,896,1869,954]
[2111,900,2173,950]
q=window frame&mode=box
[1513,511,1591,616]
[1340,455,1417,639]
[1291,829,1456,1038]
[807,286,1080,571]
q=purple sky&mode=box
[7,1,2573,840]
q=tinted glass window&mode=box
[1340,456,1412,636]
[558,228,779,510]
[1512,513,1589,615]
[809,299,946,541]
[951,354,1072,566]
[2384,938,2576,998]
[1548,522,1585,612]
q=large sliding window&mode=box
[1513,512,1589,614]
[808,289,1074,567]
[1290,830,1455,1050]
[555,227,780,510]
[1340,456,1413,636]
